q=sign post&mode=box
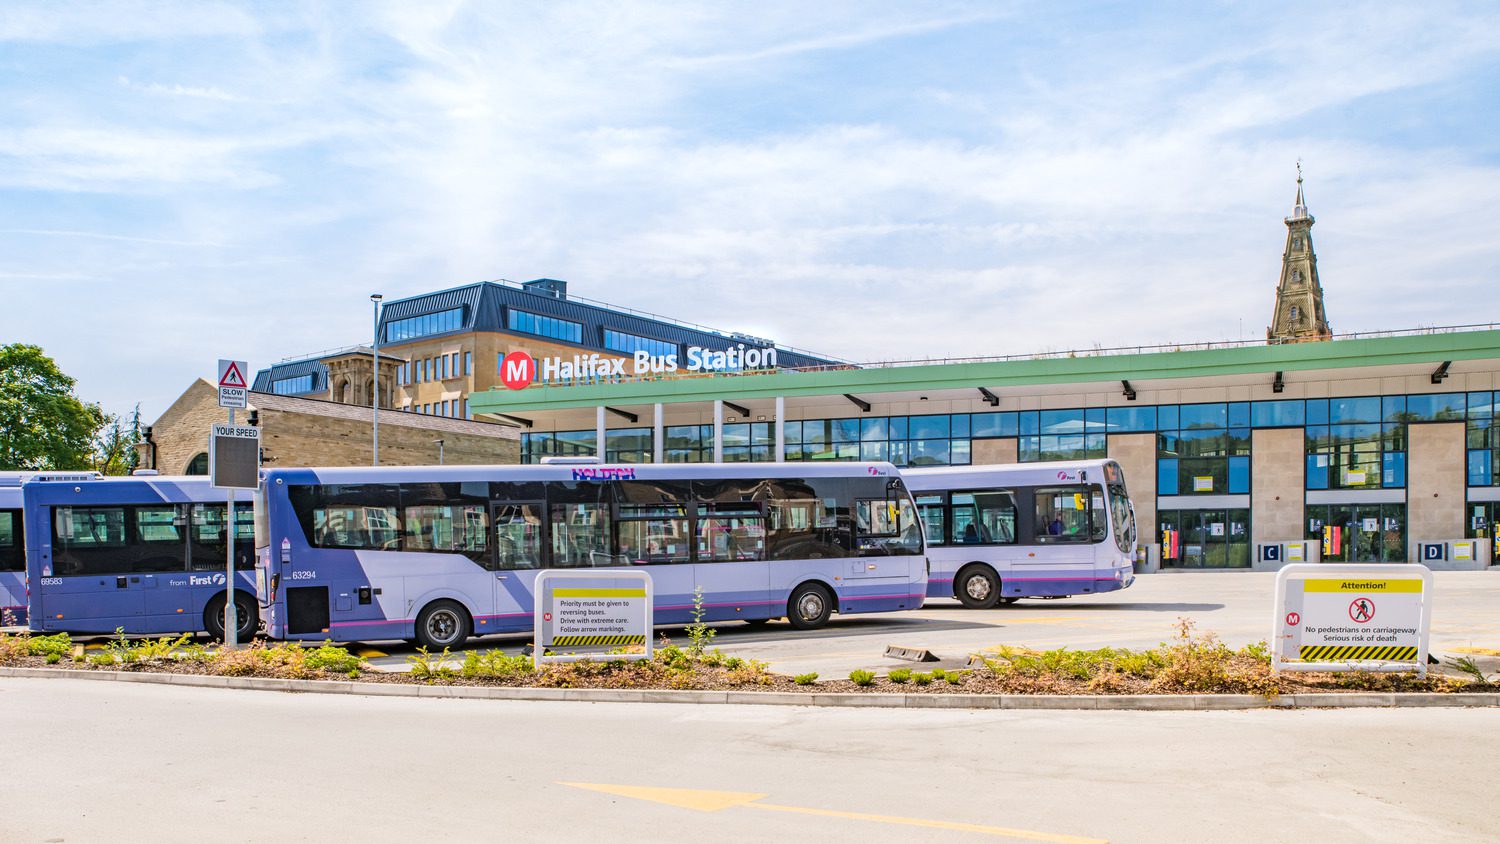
[1272,563,1432,677]
[211,358,257,649]
[533,570,653,667]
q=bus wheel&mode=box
[205,592,257,642]
[955,565,1001,609]
[787,583,833,630]
[415,600,471,650]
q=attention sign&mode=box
[533,570,653,666]
[1272,564,1432,677]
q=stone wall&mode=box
[1106,433,1156,551]
[1407,422,1465,559]
[971,438,1017,464]
[1251,428,1305,548]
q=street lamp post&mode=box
[371,293,383,466]
[433,438,445,465]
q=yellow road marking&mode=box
[354,648,387,658]
[1449,647,1500,657]
[559,783,1107,843]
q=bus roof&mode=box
[20,475,229,506]
[263,461,902,486]
[901,459,1121,491]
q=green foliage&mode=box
[461,649,534,680]
[911,672,933,686]
[0,343,107,471]
[406,646,456,681]
[1445,655,1494,685]
[944,669,965,685]
[886,668,912,684]
[684,586,716,657]
[44,652,61,664]
[793,672,819,685]
[304,642,364,674]
[848,669,875,686]
[24,632,72,659]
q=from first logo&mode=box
[501,351,536,390]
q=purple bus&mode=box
[24,474,258,640]
[256,461,926,649]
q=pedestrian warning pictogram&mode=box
[218,359,248,389]
[1349,597,1375,623]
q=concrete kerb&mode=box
[3,666,1498,710]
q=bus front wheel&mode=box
[955,565,1001,610]
[415,600,472,650]
[205,592,257,642]
[787,583,833,630]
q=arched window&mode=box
[339,379,353,404]
[186,452,209,475]
[1290,305,1301,322]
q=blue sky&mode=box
[2,1,1498,422]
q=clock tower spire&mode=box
[1268,163,1332,343]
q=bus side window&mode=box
[1033,486,1091,543]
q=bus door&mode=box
[693,502,770,623]
[490,502,544,633]
[43,505,144,633]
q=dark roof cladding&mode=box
[252,278,841,395]
[375,278,840,368]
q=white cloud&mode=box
[1,2,1498,422]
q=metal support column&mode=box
[596,405,606,461]
[775,396,785,462]
[653,403,664,463]
[713,400,724,464]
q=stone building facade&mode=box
[1268,170,1333,343]
[140,380,519,474]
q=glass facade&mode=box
[271,374,316,395]
[1468,391,1497,486]
[1156,402,1251,496]
[603,329,677,359]
[1159,508,1250,568]
[386,307,464,343]
[1466,501,1496,539]
[1304,397,1407,490]
[1307,503,1406,563]
[508,309,583,344]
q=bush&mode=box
[407,646,456,681]
[26,633,73,659]
[461,649,534,680]
[912,672,933,686]
[793,672,819,686]
[848,669,875,687]
[887,668,912,684]
[304,642,364,674]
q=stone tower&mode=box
[1267,167,1332,343]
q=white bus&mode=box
[902,460,1136,608]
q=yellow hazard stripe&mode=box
[1303,579,1423,593]
[1297,645,1419,661]
[552,588,646,598]
[550,635,647,647]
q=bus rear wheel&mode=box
[205,592,257,642]
[787,583,833,630]
[415,600,471,650]
[955,565,1001,609]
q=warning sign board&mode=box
[533,570,653,666]
[1272,564,1431,676]
[217,358,249,409]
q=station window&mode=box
[385,307,464,343]
[603,329,677,360]
[1306,503,1405,563]
[1159,509,1250,568]
[1156,403,1250,496]
[508,309,582,344]
[1468,391,1497,487]
[1304,396,1405,490]
[271,374,316,395]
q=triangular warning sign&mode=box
[219,361,248,389]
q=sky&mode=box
[2,1,1498,423]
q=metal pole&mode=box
[224,406,237,649]
[371,293,383,466]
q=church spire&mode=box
[1268,164,1332,344]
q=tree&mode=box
[0,344,107,470]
